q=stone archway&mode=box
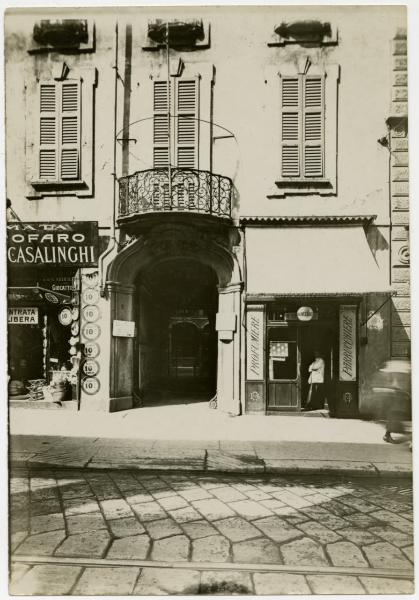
[106,223,242,414]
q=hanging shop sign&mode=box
[8,307,39,325]
[297,306,314,322]
[246,305,264,380]
[7,222,98,267]
[339,305,357,382]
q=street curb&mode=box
[9,458,413,479]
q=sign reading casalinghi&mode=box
[7,222,98,267]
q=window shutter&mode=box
[176,79,198,168]
[39,84,57,179]
[303,77,324,177]
[60,82,80,179]
[153,81,170,167]
[281,78,300,177]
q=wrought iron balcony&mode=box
[118,168,233,221]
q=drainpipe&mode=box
[99,21,119,297]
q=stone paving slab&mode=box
[9,468,414,595]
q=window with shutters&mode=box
[152,77,199,169]
[27,66,96,199]
[39,80,80,181]
[281,75,324,179]
[270,62,339,197]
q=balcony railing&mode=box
[118,168,233,220]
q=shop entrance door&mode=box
[299,323,335,411]
[266,321,336,413]
[267,326,300,411]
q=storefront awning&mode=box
[8,286,72,305]
[245,226,390,296]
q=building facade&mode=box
[5,6,409,417]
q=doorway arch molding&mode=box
[105,223,243,414]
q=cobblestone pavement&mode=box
[10,469,414,595]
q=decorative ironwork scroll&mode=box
[118,168,232,220]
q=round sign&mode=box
[81,376,100,395]
[82,323,101,341]
[82,359,100,376]
[71,321,80,336]
[82,288,100,305]
[58,308,73,326]
[297,306,314,322]
[45,292,59,304]
[84,342,100,359]
[82,305,100,323]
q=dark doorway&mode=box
[134,259,218,404]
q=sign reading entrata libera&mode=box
[7,222,99,267]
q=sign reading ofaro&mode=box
[7,222,98,267]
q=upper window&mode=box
[281,75,324,178]
[265,60,339,197]
[152,77,200,169]
[39,80,80,181]
[26,65,96,198]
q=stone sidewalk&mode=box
[9,404,413,477]
[9,469,414,595]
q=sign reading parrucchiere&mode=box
[7,222,98,267]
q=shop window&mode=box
[26,66,97,199]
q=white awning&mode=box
[245,226,390,296]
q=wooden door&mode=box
[267,326,300,412]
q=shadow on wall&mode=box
[366,225,389,266]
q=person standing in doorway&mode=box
[303,350,325,411]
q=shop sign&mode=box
[8,307,38,324]
[84,342,100,358]
[112,320,136,338]
[246,306,264,380]
[82,323,101,341]
[297,306,314,321]
[82,305,100,323]
[82,359,99,376]
[339,305,357,382]
[7,222,98,267]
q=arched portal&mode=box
[106,222,242,414]
[134,258,218,403]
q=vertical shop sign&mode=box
[246,305,264,380]
[339,305,357,381]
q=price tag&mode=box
[82,305,100,323]
[82,359,99,376]
[58,308,72,326]
[82,323,101,341]
[82,376,100,395]
[84,342,100,358]
[82,288,100,305]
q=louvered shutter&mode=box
[303,77,324,177]
[60,82,80,179]
[153,81,170,168]
[39,84,58,179]
[175,79,198,169]
[281,78,300,177]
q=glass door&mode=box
[267,326,300,411]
